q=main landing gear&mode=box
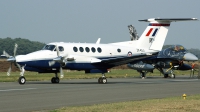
[98,73,107,84]
[18,66,26,85]
[51,73,60,83]
[140,72,146,79]
[139,71,148,79]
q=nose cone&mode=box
[184,53,198,61]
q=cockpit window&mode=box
[170,45,187,52]
[59,46,64,51]
[42,45,64,52]
[54,46,64,52]
[42,45,56,51]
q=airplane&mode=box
[127,44,198,78]
[3,18,198,84]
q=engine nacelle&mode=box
[127,61,154,71]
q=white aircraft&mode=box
[3,18,198,84]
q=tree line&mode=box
[0,37,45,55]
[0,37,200,59]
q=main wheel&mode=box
[102,78,107,84]
[55,77,60,83]
[51,77,60,83]
[164,74,169,78]
[98,77,102,84]
[171,74,175,78]
[18,76,26,85]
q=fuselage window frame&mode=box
[79,47,84,52]
[97,47,102,53]
[91,47,96,53]
[85,47,90,53]
[73,47,78,52]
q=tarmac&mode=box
[0,76,199,112]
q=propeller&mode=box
[49,45,65,78]
[6,43,22,76]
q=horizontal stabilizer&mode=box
[139,18,198,23]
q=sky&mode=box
[0,0,199,49]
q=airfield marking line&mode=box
[0,88,37,92]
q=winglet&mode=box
[96,38,101,44]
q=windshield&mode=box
[42,45,56,51]
[170,45,187,52]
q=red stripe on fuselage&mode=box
[146,28,153,36]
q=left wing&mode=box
[99,53,158,66]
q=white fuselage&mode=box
[15,41,157,71]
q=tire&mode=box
[102,78,107,84]
[18,76,26,85]
[51,77,55,83]
[55,77,60,83]
[98,78,101,83]
[164,74,169,78]
[171,74,175,78]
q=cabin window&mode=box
[85,47,90,52]
[117,48,121,53]
[91,47,96,53]
[73,47,78,52]
[79,47,84,52]
[97,47,102,53]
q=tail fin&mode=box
[136,18,198,51]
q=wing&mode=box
[99,53,158,66]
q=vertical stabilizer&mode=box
[136,18,198,51]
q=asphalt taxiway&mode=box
[0,76,199,112]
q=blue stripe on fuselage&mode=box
[17,59,113,71]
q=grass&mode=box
[46,94,200,112]
[0,69,194,82]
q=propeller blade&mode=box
[13,43,18,57]
[60,66,64,78]
[7,63,12,76]
[55,44,60,56]
[3,50,10,58]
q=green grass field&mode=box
[48,94,200,112]
[0,69,194,82]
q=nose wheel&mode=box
[18,76,26,85]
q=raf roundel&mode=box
[127,51,132,57]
